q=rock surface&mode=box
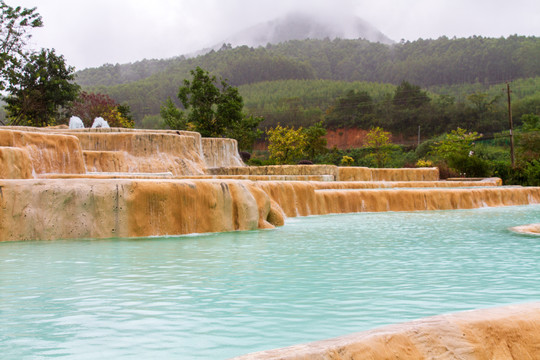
[1,178,539,241]
[510,223,540,235]
[233,302,540,360]
[0,125,538,243]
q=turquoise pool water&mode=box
[1,205,540,359]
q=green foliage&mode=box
[227,114,263,152]
[415,136,444,159]
[178,66,244,138]
[159,97,186,130]
[140,114,164,129]
[393,81,430,108]
[325,89,374,128]
[416,159,433,167]
[521,113,540,131]
[340,155,354,166]
[178,66,222,136]
[431,128,488,176]
[431,128,482,160]
[80,36,540,91]
[447,154,491,177]
[493,160,540,186]
[364,127,392,167]
[117,103,133,125]
[516,131,540,164]
[302,121,327,159]
[76,36,540,128]
[173,66,263,150]
[0,1,43,91]
[105,107,134,128]
[243,79,393,130]
[4,48,79,126]
[266,124,307,164]
[523,160,540,186]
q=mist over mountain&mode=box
[207,12,393,51]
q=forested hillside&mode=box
[240,77,540,138]
[76,35,540,133]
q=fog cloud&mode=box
[14,0,540,70]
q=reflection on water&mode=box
[1,205,540,359]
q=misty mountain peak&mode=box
[219,11,394,48]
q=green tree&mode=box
[389,81,432,137]
[324,90,374,128]
[160,97,186,130]
[303,121,327,159]
[0,1,43,91]
[175,66,263,151]
[392,81,430,109]
[4,48,79,126]
[431,127,488,176]
[266,124,307,164]
[432,128,482,160]
[516,115,540,165]
[178,66,243,137]
[141,114,164,129]
[117,103,134,126]
[364,126,392,167]
[521,113,540,131]
[227,114,263,152]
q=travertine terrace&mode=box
[0,125,539,241]
[1,126,540,359]
[233,302,540,360]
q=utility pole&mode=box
[417,125,421,147]
[506,82,515,168]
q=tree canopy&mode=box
[4,48,79,126]
[164,66,263,150]
[74,35,540,126]
[266,125,307,164]
[0,0,43,91]
[177,66,244,137]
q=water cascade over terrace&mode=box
[1,126,540,359]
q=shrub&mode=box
[340,156,354,166]
[436,161,460,179]
[239,151,251,162]
[449,154,491,177]
[416,159,434,167]
[524,160,540,186]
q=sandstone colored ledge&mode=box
[510,223,540,235]
[232,302,540,360]
[0,129,85,178]
[208,165,340,178]
[0,179,284,241]
[0,127,245,177]
[208,166,441,182]
[338,166,440,182]
[1,179,539,241]
[35,174,502,187]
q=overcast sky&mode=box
[13,0,540,70]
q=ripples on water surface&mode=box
[1,205,540,359]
